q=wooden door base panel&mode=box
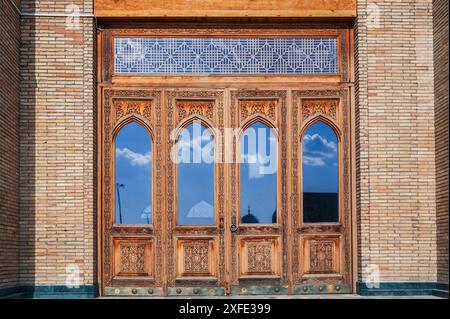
[293,284,351,294]
[104,286,164,297]
[168,287,226,296]
[231,285,289,295]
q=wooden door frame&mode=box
[96,21,356,296]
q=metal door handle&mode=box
[230,213,238,232]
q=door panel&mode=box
[165,90,227,296]
[229,91,289,295]
[102,89,164,296]
[291,89,352,294]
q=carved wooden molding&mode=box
[177,99,214,122]
[239,99,277,124]
[301,99,338,121]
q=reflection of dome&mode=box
[241,213,259,224]
[187,201,214,218]
[272,210,277,223]
[141,204,152,219]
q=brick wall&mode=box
[0,0,21,291]
[355,0,437,282]
[433,0,449,286]
[19,0,96,286]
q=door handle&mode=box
[230,213,238,232]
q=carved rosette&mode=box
[239,99,277,124]
[301,99,338,121]
[120,243,147,274]
[177,100,214,122]
[183,241,210,274]
[309,240,334,273]
[113,98,153,123]
[247,242,272,273]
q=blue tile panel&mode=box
[114,37,338,75]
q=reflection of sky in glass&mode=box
[240,122,277,224]
[177,123,215,225]
[302,121,338,223]
[115,122,152,225]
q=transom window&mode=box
[114,37,338,75]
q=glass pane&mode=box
[115,38,338,75]
[114,122,152,224]
[177,122,215,225]
[240,122,277,224]
[302,121,338,223]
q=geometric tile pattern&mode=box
[114,38,338,74]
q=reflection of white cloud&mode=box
[187,201,214,218]
[303,155,325,167]
[116,147,151,166]
[303,133,337,167]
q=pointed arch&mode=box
[238,115,279,141]
[299,114,341,143]
[113,115,155,143]
[172,114,219,142]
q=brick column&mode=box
[19,0,96,297]
[355,0,438,295]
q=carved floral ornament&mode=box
[182,240,210,274]
[120,243,147,274]
[114,98,153,122]
[301,99,338,121]
[239,99,277,123]
[176,100,214,121]
[309,240,335,273]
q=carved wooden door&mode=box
[290,89,353,294]
[165,90,227,296]
[102,89,165,296]
[228,90,289,295]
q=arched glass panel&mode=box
[240,121,277,224]
[302,121,338,223]
[114,121,152,224]
[177,122,215,225]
